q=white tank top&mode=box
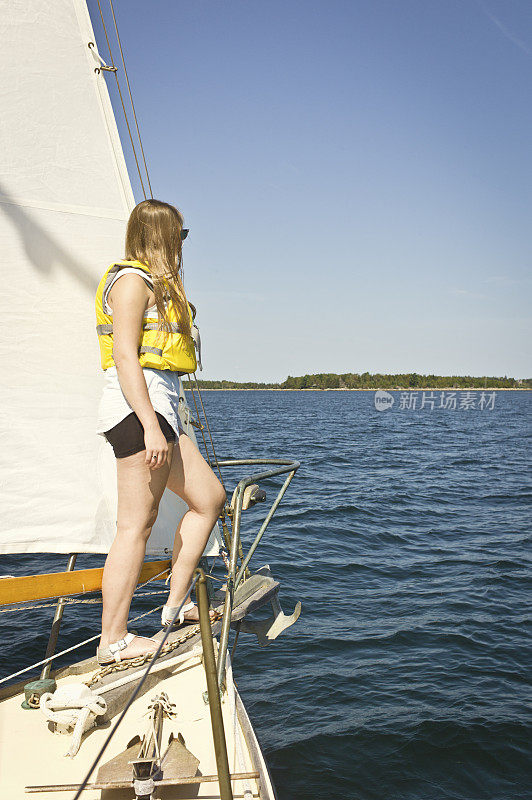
[102,266,157,316]
[96,267,185,437]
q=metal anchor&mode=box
[238,566,301,647]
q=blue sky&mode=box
[91,0,532,382]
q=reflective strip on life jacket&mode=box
[142,322,186,332]
[96,322,187,335]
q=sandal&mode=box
[161,601,218,628]
[96,632,157,666]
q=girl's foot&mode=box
[97,633,158,665]
[162,601,218,627]
[118,634,158,660]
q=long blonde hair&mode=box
[125,199,191,335]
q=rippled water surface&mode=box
[2,390,531,799]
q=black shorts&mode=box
[104,412,177,459]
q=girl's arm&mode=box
[108,273,169,469]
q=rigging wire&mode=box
[0,566,171,685]
[95,0,148,199]
[191,373,226,490]
[0,588,167,615]
[186,376,215,463]
[0,601,163,686]
[108,0,153,198]
[184,376,227,493]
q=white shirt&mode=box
[96,266,185,437]
[96,366,185,436]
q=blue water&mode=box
[2,390,531,799]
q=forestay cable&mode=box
[108,0,153,198]
[95,0,148,199]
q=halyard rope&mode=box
[108,0,153,197]
[190,372,226,490]
[184,375,232,542]
[185,374,215,465]
[95,0,149,198]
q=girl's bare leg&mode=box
[100,443,173,658]
[166,432,226,620]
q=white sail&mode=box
[0,0,216,557]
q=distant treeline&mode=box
[193,373,532,390]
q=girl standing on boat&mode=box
[94,199,225,665]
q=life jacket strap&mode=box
[142,322,186,332]
[139,345,163,357]
[191,323,203,371]
[96,322,186,335]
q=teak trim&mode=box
[0,560,171,606]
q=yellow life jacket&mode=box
[95,260,198,373]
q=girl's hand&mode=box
[144,424,169,469]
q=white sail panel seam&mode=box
[0,196,128,222]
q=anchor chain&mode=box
[86,611,220,686]
[86,626,200,685]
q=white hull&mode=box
[0,645,276,799]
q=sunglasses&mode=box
[180,228,189,241]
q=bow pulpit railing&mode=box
[214,458,301,687]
